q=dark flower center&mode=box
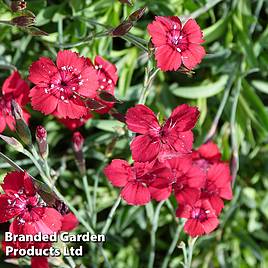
[191,207,208,222]
[167,26,188,52]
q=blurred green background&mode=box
[0,0,268,267]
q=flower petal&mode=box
[121,182,151,205]
[130,134,161,162]
[126,104,160,134]
[28,57,57,86]
[104,159,132,187]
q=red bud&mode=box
[35,125,48,159]
[72,132,84,153]
[72,132,85,174]
[36,125,47,141]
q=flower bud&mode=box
[110,20,133,37]
[72,132,84,152]
[35,125,48,159]
[72,132,85,174]
[11,15,35,27]
[129,7,147,22]
[11,100,32,146]
[10,1,27,12]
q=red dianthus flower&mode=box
[166,157,205,205]
[0,171,62,237]
[28,50,99,119]
[104,159,172,205]
[192,141,222,172]
[147,16,206,71]
[176,199,219,237]
[126,104,199,162]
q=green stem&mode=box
[92,161,108,228]
[58,18,63,49]
[204,74,235,143]
[230,78,242,186]
[101,196,121,235]
[190,0,223,19]
[148,200,165,268]
[161,222,184,268]
[82,173,93,214]
[122,34,148,52]
[0,20,12,25]
[139,67,159,104]
[0,151,24,172]
[185,237,198,268]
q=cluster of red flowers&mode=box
[104,105,233,237]
[0,51,118,134]
[0,14,220,266]
[29,50,118,129]
[0,171,78,267]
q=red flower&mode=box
[104,159,172,205]
[166,157,205,205]
[0,71,30,133]
[192,142,221,171]
[29,50,99,119]
[176,199,219,237]
[126,104,199,162]
[201,163,233,214]
[58,113,92,130]
[147,16,206,71]
[87,56,118,114]
[61,212,79,232]
[0,171,62,236]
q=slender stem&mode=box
[0,20,12,25]
[65,255,76,268]
[231,78,242,186]
[0,152,24,172]
[101,196,121,235]
[250,0,264,34]
[58,18,63,49]
[148,200,165,268]
[185,237,198,268]
[165,199,179,223]
[204,75,235,143]
[53,187,95,235]
[0,158,32,168]
[139,67,159,105]
[190,0,223,19]
[122,34,148,52]
[82,174,93,214]
[98,245,111,268]
[161,222,184,268]
[92,161,108,228]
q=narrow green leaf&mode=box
[203,16,229,44]
[170,75,228,99]
[251,80,268,94]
